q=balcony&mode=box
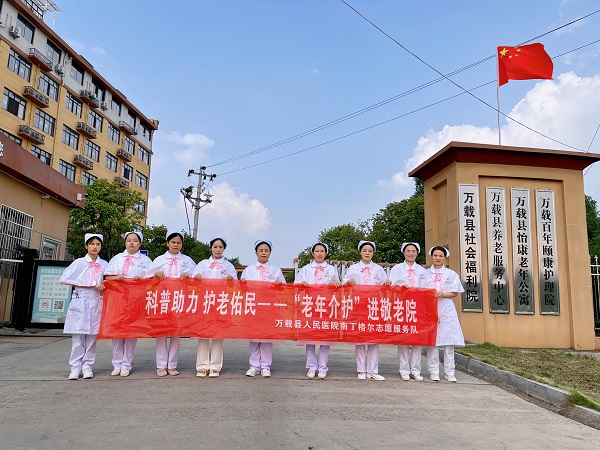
[116,148,132,162]
[114,176,129,188]
[118,120,136,136]
[79,90,100,109]
[23,86,49,108]
[76,122,97,139]
[27,48,53,72]
[73,155,94,170]
[18,125,44,144]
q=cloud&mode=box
[378,72,600,198]
[64,39,106,58]
[91,46,107,57]
[164,132,216,164]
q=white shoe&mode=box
[445,374,457,382]
[411,373,424,382]
[400,374,410,381]
[120,368,130,377]
[68,369,80,380]
[82,368,93,379]
[111,368,121,376]
[317,370,327,379]
[307,369,316,379]
[261,368,271,378]
[367,373,385,381]
[357,372,366,380]
[246,367,260,377]
[430,373,440,382]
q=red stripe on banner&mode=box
[99,279,438,345]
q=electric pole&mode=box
[181,166,217,240]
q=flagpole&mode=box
[496,51,501,146]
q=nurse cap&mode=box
[428,246,450,257]
[311,242,329,254]
[124,230,143,242]
[254,240,272,250]
[401,242,420,253]
[84,233,103,244]
[358,240,376,252]
[210,237,228,248]
[166,229,184,242]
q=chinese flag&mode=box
[497,43,553,86]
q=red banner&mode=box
[99,279,438,345]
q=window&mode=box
[108,123,120,144]
[122,163,133,181]
[138,146,150,164]
[38,73,58,101]
[84,140,100,162]
[111,99,121,115]
[62,126,79,150]
[0,128,22,145]
[124,136,135,154]
[8,49,31,81]
[70,63,84,85]
[2,88,26,119]
[58,159,76,182]
[88,109,103,131]
[127,111,136,127]
[140,122,153,141]
[16,14,35,44]
[92,79,106,101]
[81,172,97,186]
[45,40,61,65]
[105,152,117,172]
[0,204,33,260]
[65,93,82,117]
[40,236,61,260]
[34,109,56,136]
[135,171,148,189]
[133,200,146,213]
[31,146,51,165]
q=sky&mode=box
[49,0,600,267]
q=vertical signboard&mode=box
[535,190,560,314]
[459,184,483,311]
[28,261,72,327]
[511,188,535,314]
[486,187,509,313]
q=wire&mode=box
[207,8,600,169]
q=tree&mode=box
[368,194,425,264]
[67,179,145,260]
[586,195,600,257]
[297,223,366,267]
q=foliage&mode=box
[585,195,600,257]
[297,223,366,267]
[67,179,145,260]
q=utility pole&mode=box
[181,166,217,240]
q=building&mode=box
[0,0,158,223]
[0,0,158,323]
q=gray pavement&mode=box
[0,335,599,449]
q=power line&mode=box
[207,8,600,170]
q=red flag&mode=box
[497,43,553,86]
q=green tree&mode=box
[586,195,600,257]
[67,179,145,260]
[297,223,366,267]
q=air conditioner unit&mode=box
[9,26,21,39]
[55,64,65,76]
[100,101,108,110]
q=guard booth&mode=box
[409,141,600,350]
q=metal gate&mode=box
[591,256,600,336]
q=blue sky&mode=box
[52,0,600,266]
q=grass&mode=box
[456,342,600,411]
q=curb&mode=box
[454,353,600,429]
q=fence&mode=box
[591,256,600,336]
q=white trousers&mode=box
[355,344,379,373]
[196,338,224,371]
[156,337,180,369]
[69,334,97,371]
[249,342,273,369]
[112,339,137,370]
[427,345,455,376]
[398,345,423,376]
[306,344,330,372]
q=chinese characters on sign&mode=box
[511,188,535,314]
[459,184,483,311]
[486,187,510,313]
[31,265,72,324]
[535,189,560,314]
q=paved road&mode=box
[0,335,599,449]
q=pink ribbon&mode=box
[314,266,324,284]
[167,257,179,277]
[88,261,101,284]
[209,261,223,272]
[361,266,371,284]
[407,268,416,287]
[120,256,134,275]
[433,272,443,291]
[257,265,269,281]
